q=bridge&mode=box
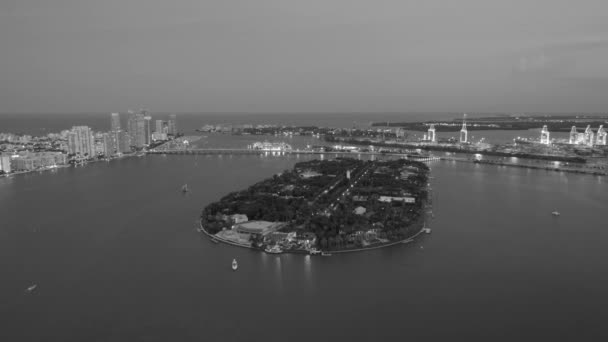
[146,148,441,162]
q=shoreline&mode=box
[1,153,139,178]
[443,157,608,176]
[198,214,430,255]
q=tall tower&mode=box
[459,114,468,143]
[111,113,121,132]
[428,124,436,142]
[540,125,550,145]
[135,114,145,147]
[155,120,164,133]
[144,116,152,145]
[101,132,115,157]
[583,125,595,147]
[168,114,177,135]
[127,110,137,145]
[569,126,577,144]
[127,111,146,148]
[597,125,607,145]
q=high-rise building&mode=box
[135,115,145,147]
[101,133,115,157]
[68,126,95,158]
[428,124,436,142]
[597,125,607,146]
[569,126,578,144]
[111,113,121,132]
[116,130,131,153]
[155,120,165,133]
[0,154,11,173]
[540,125,551,145]
[459,114,468,143]
[144,116,152,145]
[584,125,595,147]
[127,111,146,148]
[168,114,177,135]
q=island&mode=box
[200,157,430,254]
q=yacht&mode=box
[552,211,560,216]
[232,259,238,271]
[321,251,332,256]
[265,245,283,254]
[309,248,321,255]
[26,284,37,292]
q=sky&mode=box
[1,0,608,113]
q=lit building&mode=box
[597,125,607,146]
[111,113,121,132]
[540,125,550,145]
[569,126,578,144]
[428,124,436,142]
[151,132,168,141]
[248,141,292,151]
[68,126,95,158]
[459,114,468,143]
[378,196,415,203]
[584,125,595,147]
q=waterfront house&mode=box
[353,206,367,215]
[299,170,322,179]
[230,214,249,224]
[378,196,415,204]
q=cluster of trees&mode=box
[295,158,362,175]
[201,158,365,232]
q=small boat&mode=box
[26,284,37,292]
[181,184,189,193]
[309,248,321,255]
[265,245,283,254]
[552,211,560,216]
[321,252,332,256]
[232,259,238,271]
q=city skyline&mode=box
[2,1,608,113]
